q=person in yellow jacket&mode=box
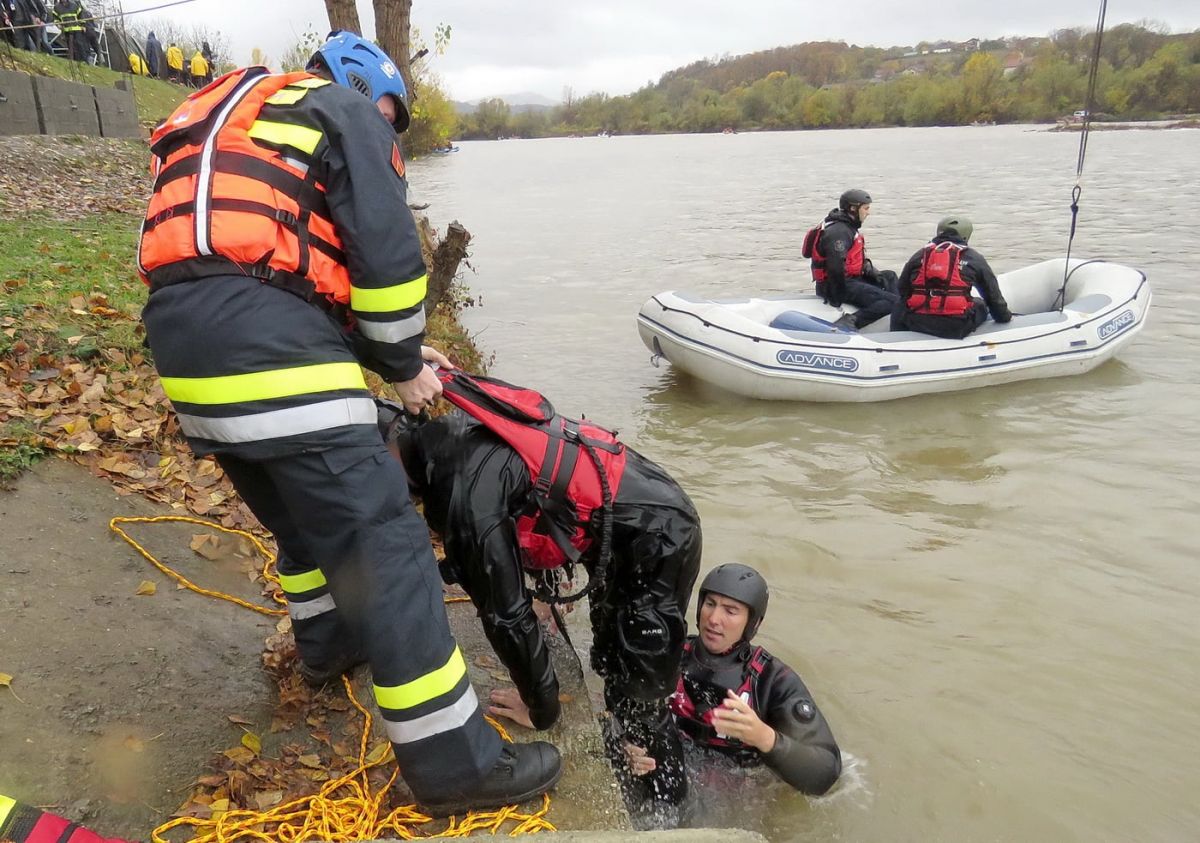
[128,51,148,75]
[188,49,208,87]
[136,31,562,816]
[165,41,183,82]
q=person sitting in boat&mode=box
[377,373,702,814]
[891,215,1012,340]
[623,563,842,796]
[803,188,899,332]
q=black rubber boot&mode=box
[415,741,563,816]
[296,649,367,688]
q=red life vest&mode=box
[906,241,974,317]
[0,796,132,843]
[805,220,865,282]
[138,67,355,314]
[438,371,626,572]
[669,641,768,757]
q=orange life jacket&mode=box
[906,241,973,317]
[805,220,865,282]
[137,67,351,313]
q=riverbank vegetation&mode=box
[458,23,1200,138]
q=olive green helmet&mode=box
[936,215,973,243]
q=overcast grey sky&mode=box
[141,0,1200,101]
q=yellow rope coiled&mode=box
[109,515,554,840]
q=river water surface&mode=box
[409,125,1200,842]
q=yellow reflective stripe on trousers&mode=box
[278,567,328,595]
[160,362,366,405]
[374,646,466,711]
[351,274,428,313]
[248,120,323,155]
[0,794,16,829]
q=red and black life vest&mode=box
[138,67,355,315]
[438,371,627,578]
[669,641,769,757]
[906,241,973,317]
[803,220,865,282]
[0,796,131,843]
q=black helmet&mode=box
[936,215,973,243]
[696,563,769,641]
[839,188,872,212]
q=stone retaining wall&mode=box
[0,69,140,138]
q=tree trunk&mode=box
[415,216,471,315]
[373,0,413,99]
[323,0,362,35]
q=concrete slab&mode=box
[31,75,100,136]
[94,85,140,138]
[0,69,41,136]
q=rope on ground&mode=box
[1056,0,1109,311]
[108,515,551,840]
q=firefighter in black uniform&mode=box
[891,215,1013,340]
[625,564,841,796]
[137,32,560,814]
[806,188,899,331]
[381,400,703,813]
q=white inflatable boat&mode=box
[637,258,1150,402]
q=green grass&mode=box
[0,442,43,487]
[0,212,146,356]
[5,50,190,126]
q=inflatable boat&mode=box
[637,258,1150,402]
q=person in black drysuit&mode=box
[809,188,899,331]
[891,215,1013,340]
[382,405,703,815]
[624,564,841,797]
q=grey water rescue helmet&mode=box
[839,188,872,212]
[697,563,770,641]
[936,215,973,243]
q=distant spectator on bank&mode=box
[189,49,208,87]
[51,0,86,62]
[165,41,183,82]
[128,50,148,75]
[79,2,100,65]
[201,39,214,81]
[1,0,17,49]
[145,29,161,76]
[17,0,55,54]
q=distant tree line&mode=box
[456,24,1200,140]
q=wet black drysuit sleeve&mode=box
[757,659,842,795]
[896,249,924,301]
[439,446,562,731]
[962,246,1012,322]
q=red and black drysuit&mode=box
[400,409,703,807]
[890,233,1012,340]
[669,636,841,795]
[808,208,898,329]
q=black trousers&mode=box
[215,444,502,797]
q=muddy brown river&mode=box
[409,125,1200,842]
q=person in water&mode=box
[804,188,898,332]
[624,563,842,796]
[378,382,702,813]
[891,215,1013,340]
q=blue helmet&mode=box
[308,31,410,131]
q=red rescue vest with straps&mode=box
[138,67,352,315]
[670,641,769,756]
[437,371,627,572]
[0,796,132,843]
[906,241,973,317]
[805,220,865,282]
